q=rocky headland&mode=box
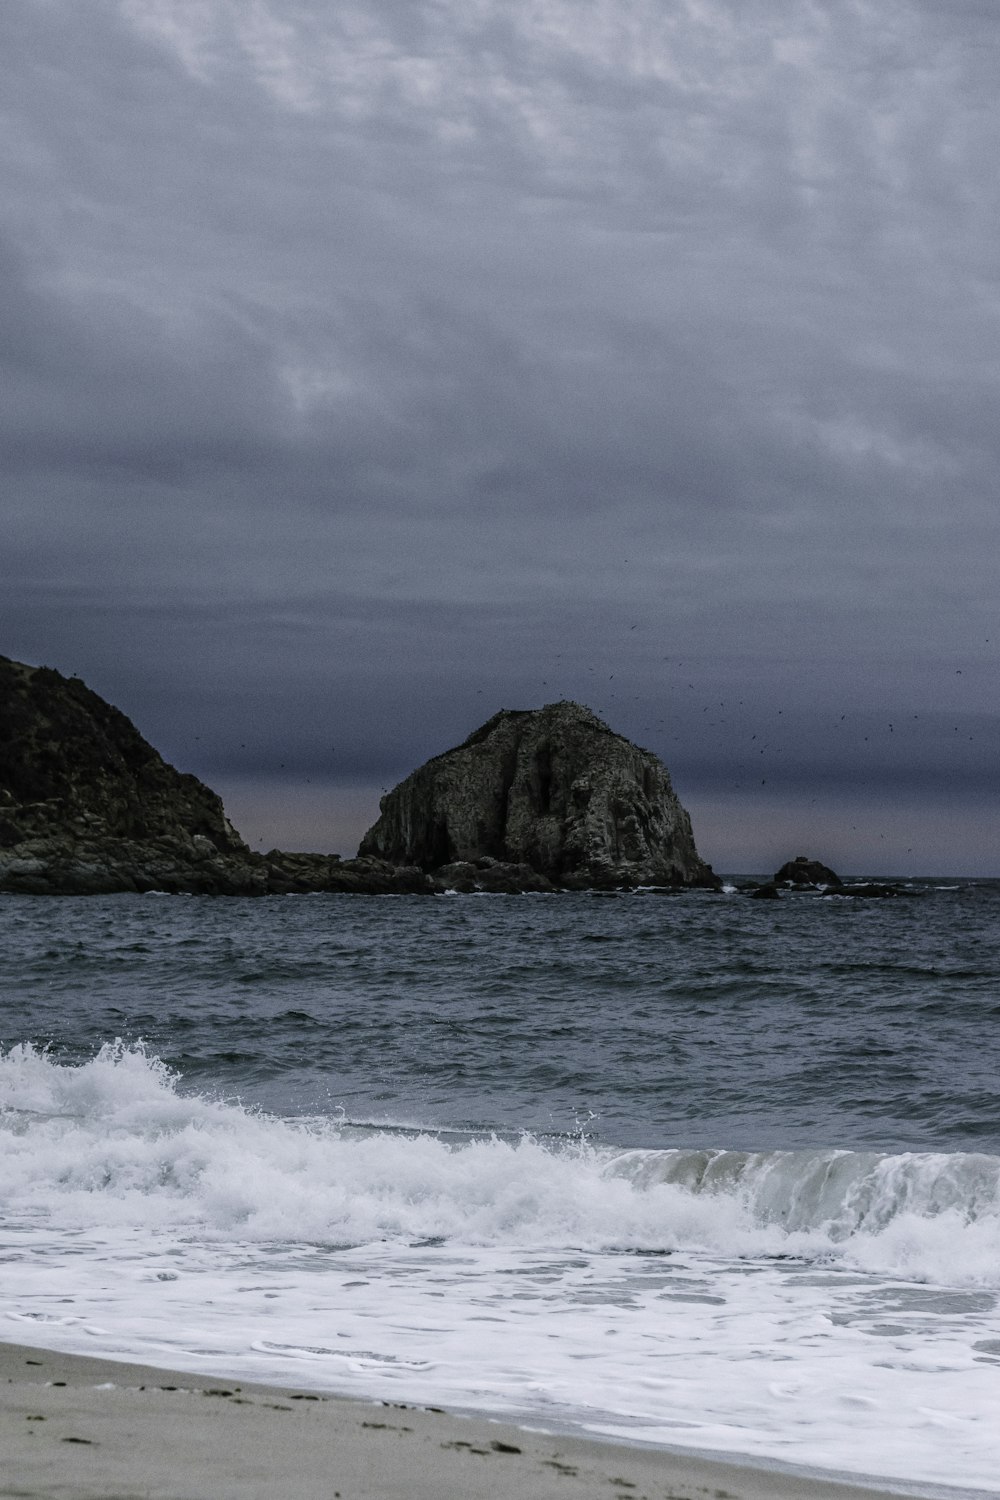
[0,655,428,895]
[360,701,719,891]
[1,660,718,895]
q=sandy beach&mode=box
[0,1340,936,1500]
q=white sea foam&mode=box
[2,1043,999,1280]
[2,1043,999,1495]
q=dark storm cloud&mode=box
[2,0,998,867]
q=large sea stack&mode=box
[359,702,719,890]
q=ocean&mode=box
[1,881,999,1496]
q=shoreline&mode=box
[0,1340,978,1500]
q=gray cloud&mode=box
[2,0,998,871]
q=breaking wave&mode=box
[2,1041,999,1286]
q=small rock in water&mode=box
[773,856,842,888]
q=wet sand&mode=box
[0,1339,927,1499]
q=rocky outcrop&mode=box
[0,655,268,894]
[1,662,715,895]
[431,858,555,894]
[752,858,905,900]
[359,702,718,890]
[0,655,438,897]
[774,856,842,888]
[262,850,433,895]
[746,881,781,899]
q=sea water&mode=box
[1,883,999,1496]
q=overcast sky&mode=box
[3,0,997,874]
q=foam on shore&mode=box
[4,1041,1000,1493]
[0,1339,966,1500]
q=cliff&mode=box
[0,656,429,896]
[359,702,718,890]
[0,655,268,894]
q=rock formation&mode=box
[0,655,431,896]
[359,702,718,890]
[1,662,717,895]
[774,856,842,888]
[755,857,904,900]
[0,655,266,894]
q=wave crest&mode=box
[2,1042,999,1285]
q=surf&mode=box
[3,1042,999,1287]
